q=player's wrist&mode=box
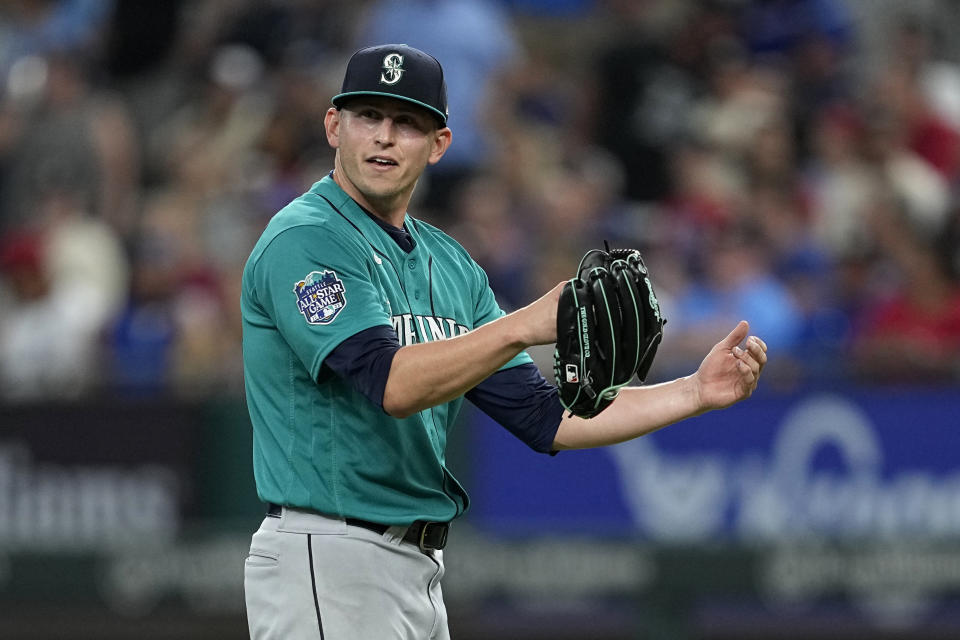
[508,281,564,348]
[495,309,537,350]
[680,374,708,416]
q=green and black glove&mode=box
[553,246,666,418]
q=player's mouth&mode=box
[367,156,398,169]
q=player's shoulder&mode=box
[253,185,361,255]
[265,188,349,236]
[409,217,475,264]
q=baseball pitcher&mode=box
[241,43,767,640]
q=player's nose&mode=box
[373,118,397,146]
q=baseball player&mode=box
[241,43,768,639]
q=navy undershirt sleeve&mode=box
[465,363,564,454]
[321,325,400,411]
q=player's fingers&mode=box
[736,358,757,386]
[721,321,750,350]
[734,346,762,376]
[745,339,767,368]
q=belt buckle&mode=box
[418,521,448,552]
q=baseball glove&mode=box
[553,246,665,419]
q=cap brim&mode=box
[332,91,447,126]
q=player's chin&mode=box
[360,163,402,184]
[365,174,414,197]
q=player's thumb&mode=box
[721,320,750,349]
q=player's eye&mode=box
[356,108,381,121]
[396,115,426,132]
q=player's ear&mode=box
[427,127,452,166]
[324,107,341,149]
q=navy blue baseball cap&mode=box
[332,44,449,126]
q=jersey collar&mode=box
[310,174,417,256]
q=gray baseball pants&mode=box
[244,506,450,639]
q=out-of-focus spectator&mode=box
[0,51,140,236]
[739,0,856,159]
[590,0,720,202]
[803,101,876,258]
[740,0,854,62]
[890,12,960,154]
[861,34,955,242]
[149,43,274,199]
[661,138,745,234]
[103,261,176,396]
[750,183,844,381]
[860,97,951,241]
[0,230,55,398]
[876,59,960,182]
[657,224,803,381]
[689,38,785,161]
[745,114,799,189]
[0,0,113,84]
[101,186,236,397]
[851,193,960,383]
[354,0,523,216]
[0,191,127,399]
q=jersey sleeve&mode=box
[250,226,392,380]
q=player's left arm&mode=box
[553,321,767,450]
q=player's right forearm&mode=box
[382,314,526,418]
[381,282,564,418]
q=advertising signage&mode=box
[466,388,960,542]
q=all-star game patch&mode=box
[294,270,347,325]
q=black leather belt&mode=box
[266,503,448,552]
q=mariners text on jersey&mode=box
[391,313,469,347]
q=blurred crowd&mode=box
[1,0,959,402]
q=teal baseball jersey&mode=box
[241,175,531,524]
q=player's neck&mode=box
[331,167,408,228]
[361,200,406,229]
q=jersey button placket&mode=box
[407,259,420,300]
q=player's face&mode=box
[325,97,451,221]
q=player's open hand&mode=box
[692,321,767,411]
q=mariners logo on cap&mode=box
[380,53,404,86]
[294,270,347,325]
